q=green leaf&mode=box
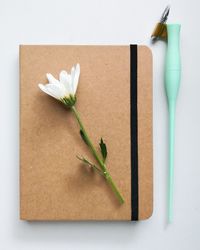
[99,138,107,162]
[80,130,88,145]
[76,155,103,175]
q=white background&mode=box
[0,0,199,249]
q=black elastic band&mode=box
[130,44,138,220]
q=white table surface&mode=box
[0,0,199,249]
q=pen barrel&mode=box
[168,102,175,223]
[165,24,181,102]
[165,24,181,223]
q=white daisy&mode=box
[38,63,80,107]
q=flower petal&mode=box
[46,83,68,99]
[38,83,58,99]
[59,70,74,95]
[72,64,80,94]
[46,73,59,84]
[39,83,68,100]
[59,70,68,84]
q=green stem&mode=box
[71,105,124,204]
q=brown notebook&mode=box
[20,45,153,221]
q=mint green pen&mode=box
[152,6,181,223]
[165,23,181,223]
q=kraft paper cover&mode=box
[20,45,153,220]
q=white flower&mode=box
[38,63,80,106]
